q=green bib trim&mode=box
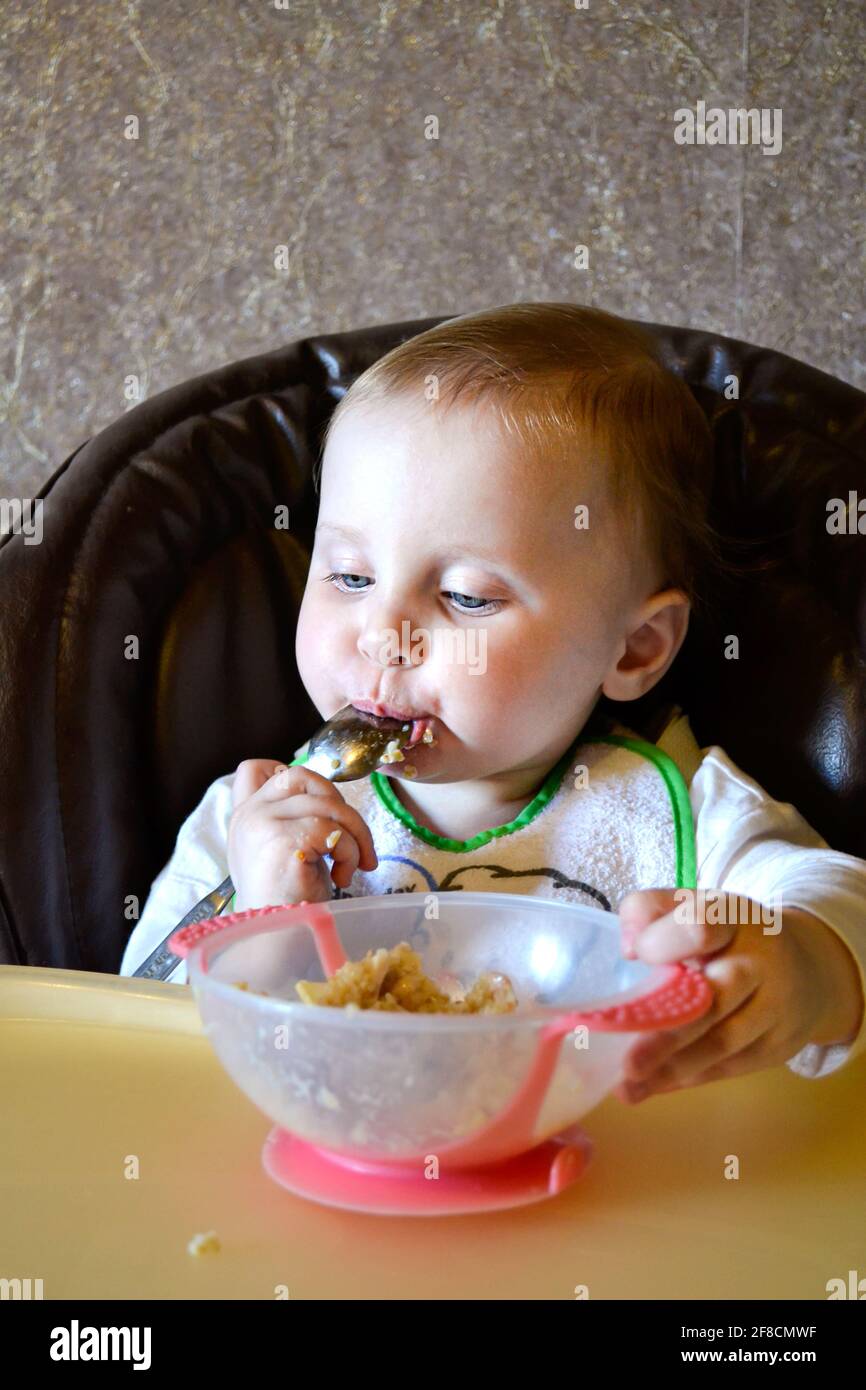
[370,729,583,852]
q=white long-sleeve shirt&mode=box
[119,711,866,1080]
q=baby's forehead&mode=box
[327,397,640,548]
[326,392,598,493]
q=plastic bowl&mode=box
[173,892,705,1166]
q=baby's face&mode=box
[296,392,657,784]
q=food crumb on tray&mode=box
[295,940,518,1014]
[187,1230,221,1257]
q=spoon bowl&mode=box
[303,704,430,780]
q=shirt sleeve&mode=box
[118,772,236,986]
[690,745,866,1079]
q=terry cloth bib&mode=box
[289,722,697,913]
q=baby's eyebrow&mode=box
[315,523,369,544]
[316,522,497,564]
[315,522,529,590]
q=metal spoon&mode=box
[130,706,426,981]
[303,703,424,780]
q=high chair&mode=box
[1,313,863,972]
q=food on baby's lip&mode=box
[377,724,436,765]
[295,941,518,1014]
[397,716,435,747]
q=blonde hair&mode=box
[314,301,737,619]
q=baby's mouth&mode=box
[405,716,435,749]
[349,707,436,756]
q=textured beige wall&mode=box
[1,0,862,500]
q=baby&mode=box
[120,301,866,1104]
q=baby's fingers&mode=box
[620,890,744,965]
[619,1017,775,1104]
[619,955,760,1089]
[289,814,363,889]
[263,788,378,873]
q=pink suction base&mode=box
[262,1124,594,1216]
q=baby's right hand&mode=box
[227,759,378,909]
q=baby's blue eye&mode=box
[446,591,487,611]
[321,572,500,614]
[322,571,370,592]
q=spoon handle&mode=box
[130,875,235,980]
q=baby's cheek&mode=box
[295,605,327,694]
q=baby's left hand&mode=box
[613,887,862,1103]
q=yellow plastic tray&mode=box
[1,965,864,1299]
